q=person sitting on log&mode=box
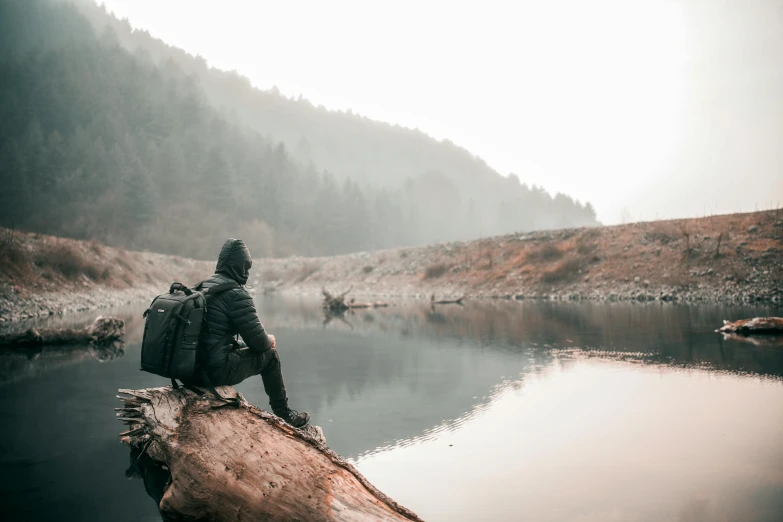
[188,238,310,428]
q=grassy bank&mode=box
[257,210,783,304]
[0,229,211,323]
[1,210,781,324]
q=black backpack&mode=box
[140,281,237,401]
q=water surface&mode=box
[1,298,781,521]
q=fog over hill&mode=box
[73,1,598,231]
[91,0,783,224]
[0,0,598,260]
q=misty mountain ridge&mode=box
[80,2,513,188]
[0,0,597,260]
[74,1,597,224]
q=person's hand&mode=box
[268,334,276,350]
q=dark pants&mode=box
[207,348,288,413]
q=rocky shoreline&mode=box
[256,210,782,306]
[0,282,162,325]
[2,268,777,329]
[0,229,212,327]
[267,279,782,305]
[1,211,781,326]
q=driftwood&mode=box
[117,386,423,522]
[323,286,354,313]
[0,316,125,347]
[323,287,389,313]
[716,317,783,334]
[430,294,465,305]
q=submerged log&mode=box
[323,286,353,313]
[0,316,125,347]
[323,287,389,313]
[117,386,423,522]
[716,317,783,334]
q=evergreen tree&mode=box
[0,0,599,259]
[0,139,30,226]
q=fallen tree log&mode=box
[117,386,423,522]
[716,317,783,334]
[0,316,125,347]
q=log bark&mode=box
[716,317,783,334]
[0,316,125,347]
[117,386,423,522]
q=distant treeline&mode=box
[0,0,597,260]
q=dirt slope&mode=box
[257,210,782,304]
[0,229,211,323]
[2,210,781,324]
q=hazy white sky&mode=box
[97,0,783,224]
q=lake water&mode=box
[1,297,782,521]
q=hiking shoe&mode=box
[276,409,310,428]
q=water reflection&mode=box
[239,297,783,461]
[0,309,144,387]
[0,340,125,386]
[356,363,783,522]
[259,297,783,377]
[125,447,174,521]
[0,297,780,521]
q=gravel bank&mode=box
[256,210,783,305]
[0,229,211,326]
[2,211,781,327]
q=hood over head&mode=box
[215,238,252,285]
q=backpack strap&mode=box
[199,369,240,408]
[170,280,236,296]
[170,374,240,408]
[169,282,192,295]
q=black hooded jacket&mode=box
[199,239,273,375]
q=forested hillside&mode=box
[0,0,597,260]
